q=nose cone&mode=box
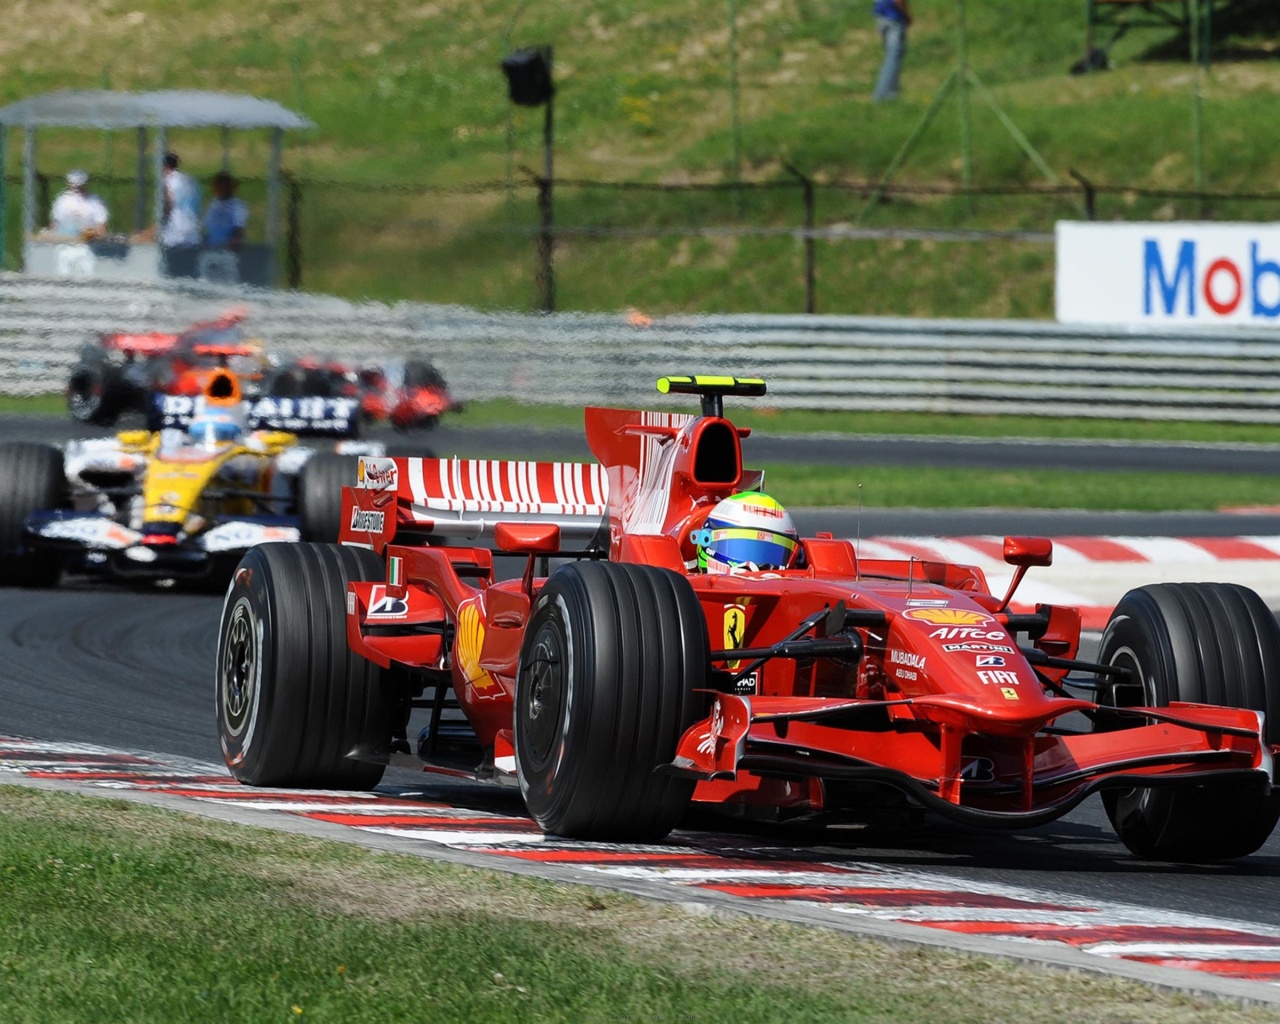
[884,602,1050,714]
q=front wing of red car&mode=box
[668,692,1274,828]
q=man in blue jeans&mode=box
[872,0,912,102]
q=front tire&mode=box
[216,542,389,789]
[1097,583,1280,861]
[514,561,707,841]
[0,443,64,588]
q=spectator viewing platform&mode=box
[0,90,313,288]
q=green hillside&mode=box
[5,1,1280,315]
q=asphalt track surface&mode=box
[2,416,1280,944]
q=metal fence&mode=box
[11,173,1280,318]
[6,273,1280,423]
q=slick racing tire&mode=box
[514,561,707,841]
[217,542,389,789]
[298,453,359,542]
[66,360,126,426]
[0,443,64,589]
[1097,583,1280,862]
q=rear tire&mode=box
[66,361,125,426]
[1097,583,1280,861]
[216,542,389,789]
[514,561,707,841]
[0,443,64,588]
[297,453,358,542]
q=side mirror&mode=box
[997,537,1052,612]
[494,521,560,555]
[1003,536,1053,568]
[496,522,561,598]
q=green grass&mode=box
[5,2,1280,313]
[761,464,1280,512]
[0,786,1272,1024]
[451,400,1280,509]
[455,398,1280,444]
[0,395,63,416]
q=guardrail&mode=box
[4,274,1280,422]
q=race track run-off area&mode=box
[7,736,1280,1004]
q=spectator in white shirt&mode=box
[48,170,109,239]
[204,171,248,251]
[160,152,202,248]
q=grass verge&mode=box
[454,399,1280,446]
[0,395,65,417]
[761,464,1280,513]
[0,785,1272,1024]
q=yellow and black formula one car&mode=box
[0,370,380,587]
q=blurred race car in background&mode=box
[67,311,460,432]
[66,309,269,426]
[266,355,462,431]
[6,369,380,586]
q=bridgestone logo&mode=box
[349,508,385,533]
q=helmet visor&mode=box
[704,526,797,571]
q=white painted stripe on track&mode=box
[1112,536,1226,563]
[586,868,882,884]
[1085,943,1280,960]
[356,827,546,845]
[1049,540,1130,564]
[826,907,1109,925]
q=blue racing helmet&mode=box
[692,491,798,574]
[188,403,246,445]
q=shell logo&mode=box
[903,607,993,626]
[454,602,496,690]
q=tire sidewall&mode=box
[1097,594,1178,841]
[216,551,277,781]
[514,584,583,822]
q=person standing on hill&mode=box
[872,0,912,102]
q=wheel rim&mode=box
[1103,642,1153,810]
[221,598,258,739]
[521,623,565,771]
[1106,645,1150,709]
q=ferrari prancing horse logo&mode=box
[723,604,748,669]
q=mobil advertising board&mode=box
[1056,221,1280,326]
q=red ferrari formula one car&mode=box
[217,377,1280,861]
[66,310,268,426]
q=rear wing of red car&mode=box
[104,331,179,356]
[340,456,610,551]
